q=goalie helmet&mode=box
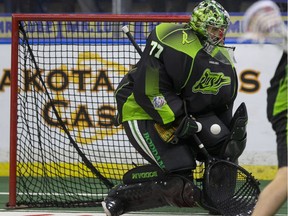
[189,0,230,45]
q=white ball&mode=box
[196,121,202,132]
[210,124,221,135]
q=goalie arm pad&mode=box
[221,102,248,162]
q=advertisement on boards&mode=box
[0,15,286,179]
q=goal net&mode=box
[9,14,193,208]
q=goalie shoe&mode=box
[102,197,124,216]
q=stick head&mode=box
[201,160,260,215]
[241,0,287,51]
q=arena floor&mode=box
[0,211,209,216]
[0,210,287,216]
[1,176,287,216]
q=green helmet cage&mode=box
[189,0,230,45]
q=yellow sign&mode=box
[0,16,11,38]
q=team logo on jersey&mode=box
[182,31,195,44]
[152,96,167,109]
[192,69,231,95]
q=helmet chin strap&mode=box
[204,39,236,51]
[203,41,237,64]
[217,43,236,51]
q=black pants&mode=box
[123,120,197,172]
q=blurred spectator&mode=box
[46,0,76,13]
[5,0,48,13]
[149,0,189,12]
[217,0,243,12]
[149,0,166,12]
[113,0,132,13]
[77,0,104,13]
[3,0,13,12]
[167,0,189,12]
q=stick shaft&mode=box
[122,25,143,56]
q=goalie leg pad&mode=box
[104,176,200,214]
[122,164,165,184]
[222,102,248,162]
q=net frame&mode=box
[9,14,190,208]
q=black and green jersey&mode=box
[267,52,288,121]
[115,23,238,125]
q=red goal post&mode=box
[9,14,192,208]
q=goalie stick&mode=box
[122,25,143,56]
[193,133,260,215]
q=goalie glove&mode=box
[172,116,201,144]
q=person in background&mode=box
[242,1,287,215]
[217,0,243,12]
[102,0,248,216]
[8,0,47,13]
[77,0,99,13]
[77,0,104,13]
[149,0,189,12]
[43,0,76,13]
